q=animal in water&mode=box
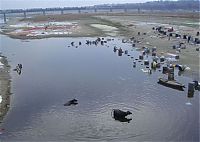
[113,109,132,118]
[112,109,132,123]
[64,99,78,106]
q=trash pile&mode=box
[154,26,200,45]
[7,21,79,37]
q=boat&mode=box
[158,78,185,91]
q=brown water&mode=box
[0,35,199,141]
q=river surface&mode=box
[0,35,199,141]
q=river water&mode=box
[0,35,199,141]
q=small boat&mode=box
[158,78,185,91]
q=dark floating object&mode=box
[158,78,185,91]
[13,64,22,75]
[118,48,123,56]
[188,82,195,98]
[112,109,132,123]
[139,55,143,60]
[124,50,128,54]
[144,60,149,66]
[64,99,78,106]
[127,54,130,56]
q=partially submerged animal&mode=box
[64,99,78,106]
[112,109,132,123]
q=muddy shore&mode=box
[0,55,11,123]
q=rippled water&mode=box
[0,35,199,141]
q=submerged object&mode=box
[188,82,195,98]
[139,55,143,60]
[158,78,185,91]
[144,60,149,66]
[64,99,78,106]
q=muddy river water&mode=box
[0,35,199,141]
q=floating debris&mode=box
[144,60,149,66]
[158,78,185,91]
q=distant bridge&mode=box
[0,7,141,23]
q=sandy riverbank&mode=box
[0,12,199,77]
[0,13,125,39]
[0,55,11,123]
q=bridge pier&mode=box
[23,11,26,18]
[78,9,81,14]
[42,10,46,15]
[138,8,141,13]
[94,8,97,13]
[124,8,127,13]
[110,8,113,12]
[61,9,64,14]
[3,13,6,23]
